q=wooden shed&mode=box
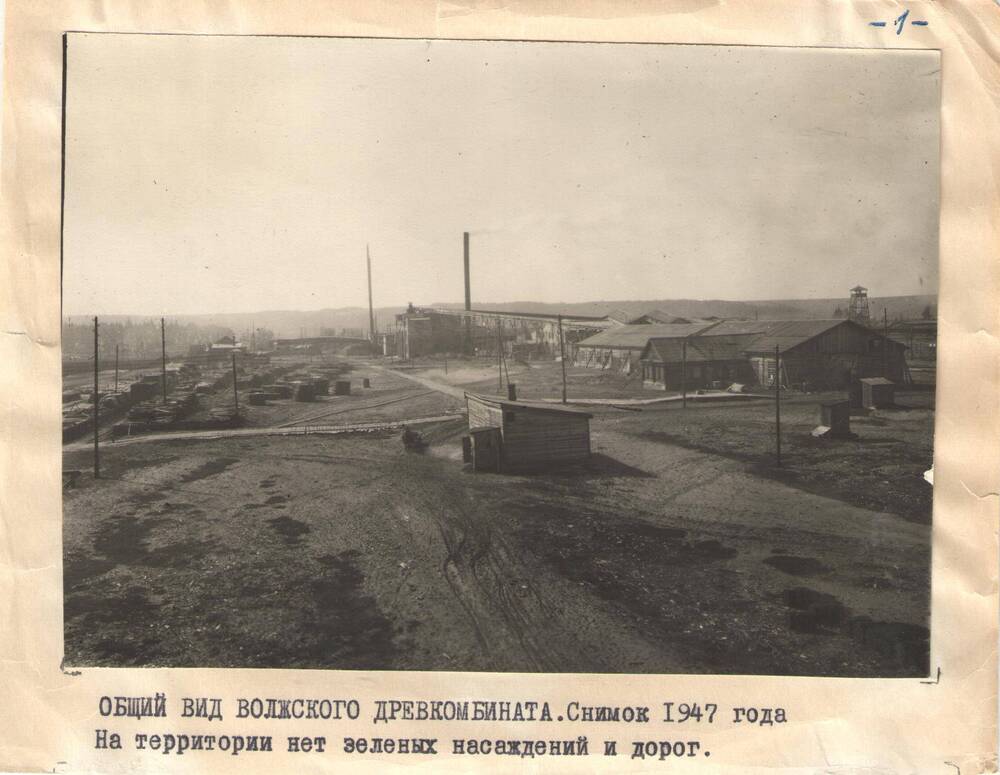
[465,393,592,472]
[860,377,895,409]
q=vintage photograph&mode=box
[61,33,939,676]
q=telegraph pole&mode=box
[774,344,782,467]
[681,339,688,409]
[231,351,239,415]
[367,244,376,352]
[114,344,119,393]
[882,307,889,377]
[497,319,503,392]
[160,317,167,403]
[557,314,567,404]
[92,316,100,478]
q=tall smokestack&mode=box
[463,232,472,354]
[463,232,471,311]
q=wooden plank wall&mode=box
[499,406,591,468]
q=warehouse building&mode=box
[574,322,721,374]
[395,305,614,361]
[465,392,592,472]
[636,319,909,390]
[742,319,909,389]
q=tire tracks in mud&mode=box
[419,484,585,673]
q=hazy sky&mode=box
[64,35,939,315]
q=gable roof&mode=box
[741,319,847,353]
[575,322,720,350]
[741,318,907,354]
[642,334,755,363]
[629,309,688,324]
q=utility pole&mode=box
[557,314,567,404]
[497,319,503,392]
[681,339,688,409]
[92,316,100,478]
[774,344,782,467]
[463,232,472,355]
[114,344,119,393]
[231,351,239,415]
[367,244,376,352]
[160,317,167,403]
[882,307,889,377]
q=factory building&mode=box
[393,305,613,361]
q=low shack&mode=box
[860,377,895,409]
[465,393,592,472]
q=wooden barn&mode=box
[465,392,592,472]
[573,322,719,374]
[743,319,909,389]
[639,335,756,390]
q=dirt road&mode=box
[63,402,930,675]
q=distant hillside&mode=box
[66,295,936,339]
[433,295,938,324]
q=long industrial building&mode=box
[393,304,615,360]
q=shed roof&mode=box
[575,322,719,350]
[859,377,894,385]
[465,393,593,418]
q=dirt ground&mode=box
[63,369,932,675]
[398,356,652,400]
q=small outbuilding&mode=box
[465,392,592,472]
[860,377,895,409]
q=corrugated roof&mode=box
[465,393,594,417]
[643,334,755,363]
[576,322,719,350]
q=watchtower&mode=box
[848,285,871,325]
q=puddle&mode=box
[63,555,115,590]
[91,514,209,568]
[764,555,830,577]
[782,587,849,633]
[303,551,396,667]
[267,516,310,545]
[179,457,239,483]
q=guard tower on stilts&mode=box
[848,285,872,326]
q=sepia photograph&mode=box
[61,33,940,677]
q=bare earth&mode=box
[63,358,932,676]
